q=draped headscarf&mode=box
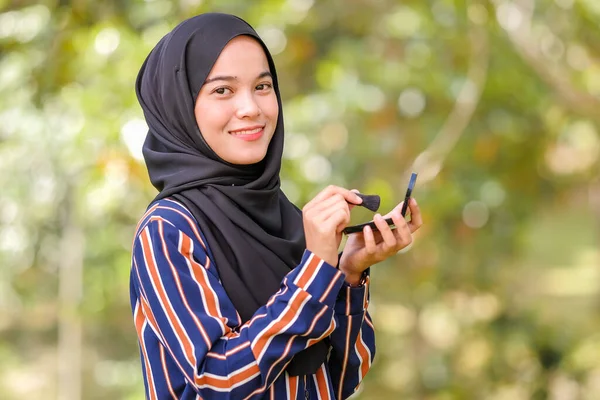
[135,12,328,376]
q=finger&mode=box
[388,207,404,227]
[363,224,377,255]
[308,193,351,221]
[305,185,343,208]
[324,208,352,233]
[308,185,362,208]
[392,214,413,248]
[407,198,423,233]
[309,193,346,214]
[383,199,420,236]
[372,214,396,250]
[389,208,408,243]
[348,189,361,211]
[324,206,351,231]
[382,201,404,219]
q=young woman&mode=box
[131,12,422,399]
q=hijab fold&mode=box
[136,13,328,377]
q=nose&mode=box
[235,90,261,119]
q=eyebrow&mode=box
[204,71,273,85]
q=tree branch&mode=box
[410,13,490,183]
[490,0,600,124]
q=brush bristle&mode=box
[356,193,380,212]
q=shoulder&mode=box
[134,198,205,248]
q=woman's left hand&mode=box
[339,198,423,285]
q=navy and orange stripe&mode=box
[130,198,375,399]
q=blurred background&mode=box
[1,0,599,399]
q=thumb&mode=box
[348,189,361,211]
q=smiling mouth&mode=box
[228,125,265,142]
[229,126,265,136]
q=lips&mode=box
[229,125,265,142]
[229,125,264,135]
[230,126,263,135]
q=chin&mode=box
[232,151,268,165]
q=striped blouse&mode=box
[130,198,376,399]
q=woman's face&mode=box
[194,36,279,165]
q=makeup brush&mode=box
[355,193,380,212]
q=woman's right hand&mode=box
[302,185,363,266]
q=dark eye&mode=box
[215,87,229,95]
[256,83,272,91]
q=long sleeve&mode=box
[131,216,346,399]
[326,277,376,399]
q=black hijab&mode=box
[136,13,328,377]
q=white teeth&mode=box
[232,127,262,135]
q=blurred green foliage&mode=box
[1,0,599,399]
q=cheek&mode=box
[263,95,279,122]
[195,103,230,133]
